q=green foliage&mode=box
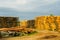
[27,31,37,35]
[50,14,54,16]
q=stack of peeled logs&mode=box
[35,16,60,31]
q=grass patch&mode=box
[27,31,38,36]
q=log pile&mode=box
[35,16,60,31]
[0,17,19,28]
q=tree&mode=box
[50,14,54,16]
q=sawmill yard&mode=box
[0,16,60,40]
[0,0,60,39]
[0,30,60,40]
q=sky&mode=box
[0,0,60,20]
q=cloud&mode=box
[0,0,59,12]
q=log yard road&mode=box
[0,31,60,40]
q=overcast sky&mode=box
[0,0,60,20]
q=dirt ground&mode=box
[0,31,60,40]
